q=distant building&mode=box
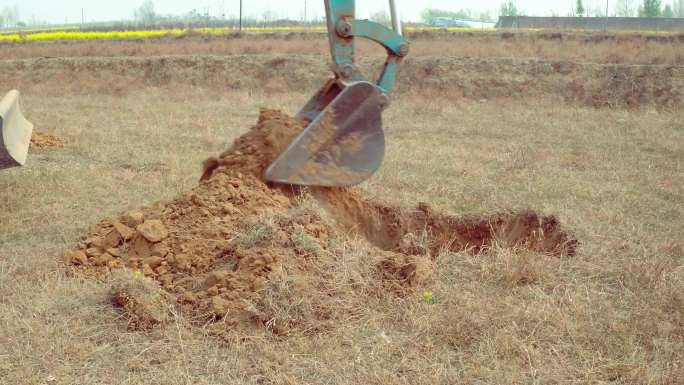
[496,16,684,32]
[429,17,497,29]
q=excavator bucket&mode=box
[0,90,33,170]
[265,0,407,187]
[265,81,385,187]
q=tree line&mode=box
[130,1,684,27]
[574,0,684,17]
[0,6,20,28]
[1,1,683,30]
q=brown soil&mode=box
[31,132,64,149]
[66,109,578,336]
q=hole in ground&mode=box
[313,187,578,257]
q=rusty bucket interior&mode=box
[265,81,385,187]
[0,90,33,170]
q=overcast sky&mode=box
[2,0,631,24]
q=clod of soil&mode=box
[67,109,578,336]
[31,132,64,149]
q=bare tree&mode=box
[641,0,662,16]
[592,5,606,15]
[477,10,493,20]
[1,6,19,28]
[261,10,278,23]
[500,1,519,16]
[134,0,157,24]
[615,0,637,15]
[674,0,684,16]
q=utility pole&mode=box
[304,0,307,23]
[81,8,84,27]
[239,0,243,31]
[389,0,401,35]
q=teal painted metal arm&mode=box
[348,19,407,56]
[325,0,409,94]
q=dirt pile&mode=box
[66,109,578,336]
[31,132,64,149]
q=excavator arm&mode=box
[265,0,408,187]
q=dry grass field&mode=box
[1,30,683,64]
[0,31,682,384]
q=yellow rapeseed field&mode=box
[0,26,495,42]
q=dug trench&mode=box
[65,109,578,337]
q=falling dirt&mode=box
[66,109,578,337]
[268,108,373,186]
[30,132,64,149]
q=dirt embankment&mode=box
[66,109,577,336]
[1,55,681,108]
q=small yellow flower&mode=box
[422,290,434,301]
[132,270,142,277]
